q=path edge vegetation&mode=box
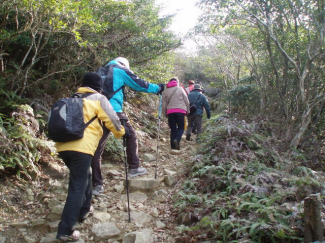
[1,0,325,242]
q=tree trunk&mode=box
[290,107,312,149]
[304,194,323,243]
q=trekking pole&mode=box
[121,119,131,223]
[155,94,163,179]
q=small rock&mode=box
[156,220,166,229]
[24,235,37,243]
[48,220,60,232]
[150,207,159,217]
[129,178,160,192]
[94,211,111,222]
[91,222,121,241]
[142,154,156,162]
[164,174,176,186]
[10,220,30,228]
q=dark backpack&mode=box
[189,94,201,115]
[96,64,123,100]
[189,103,197,114]
[47,93,97,142]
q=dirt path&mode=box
[0,123,196,243]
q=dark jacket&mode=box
[188,90,211,116]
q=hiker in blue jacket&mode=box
[186,84,211,142]
[92,57,164,195]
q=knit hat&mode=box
[81,72,103,92]
[169,77,179,82]
[188,80,195,84]
[193,84,202,91]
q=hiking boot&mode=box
[186,134,191,141]
[57,230,80,242]
[78,205,94,223]
[129,167,147,178]
[173,140,180,150]
[92,184,104,196]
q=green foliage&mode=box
[0,78,27,113]
[103,136,124,162]
[1,0,180,101]
[0,0,181,179]
[228,84,260,115]
[0,105,56,179]
[173,117,320,242]
[195,0,325,148]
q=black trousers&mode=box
[57,151,92,236]
[168,113,185,149]
[91,112,140,186]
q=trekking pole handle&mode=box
[121,119,127,147]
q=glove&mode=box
[207,112,211,119]
[157,83,165,95]
[122,125,129,138]
[120,119,129,138]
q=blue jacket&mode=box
[103,60,160,112]
[188,90,211,116]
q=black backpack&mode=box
[96,64,123,100]
[47,93,97,142]
[189,94,201,115]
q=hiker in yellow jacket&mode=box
[55,72,125,242]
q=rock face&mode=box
[129,178,160,192]
[91,222,121,240]
[0,125,197,242]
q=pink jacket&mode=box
[185,84,195,95]
[162,80,190,117]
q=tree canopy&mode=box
[0,0,181,101]
[185,0,325,149]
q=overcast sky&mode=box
[155,0,202,35]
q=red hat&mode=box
[188,80,195,84]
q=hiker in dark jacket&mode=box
[186,84,211,141]
[162,77,189,150]
[91,57,165,195]
[55,72,125,242]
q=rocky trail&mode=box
[0,123,196,243]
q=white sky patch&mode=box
[155,0,202,35]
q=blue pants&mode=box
[168,113,185,149]
[57,151,92,236]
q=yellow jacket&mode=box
[55,87,125,155]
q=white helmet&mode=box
[115,57,130,69]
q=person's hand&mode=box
[120,119,129,138]
[207,112,211,119]
[157,83,165,95]
[122,125,129,138]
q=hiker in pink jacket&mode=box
[162,77,190,150]
[185,80,195,95]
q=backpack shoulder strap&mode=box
[102,64,124,100]
[71,92,94,98]
[72,92,98,126]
